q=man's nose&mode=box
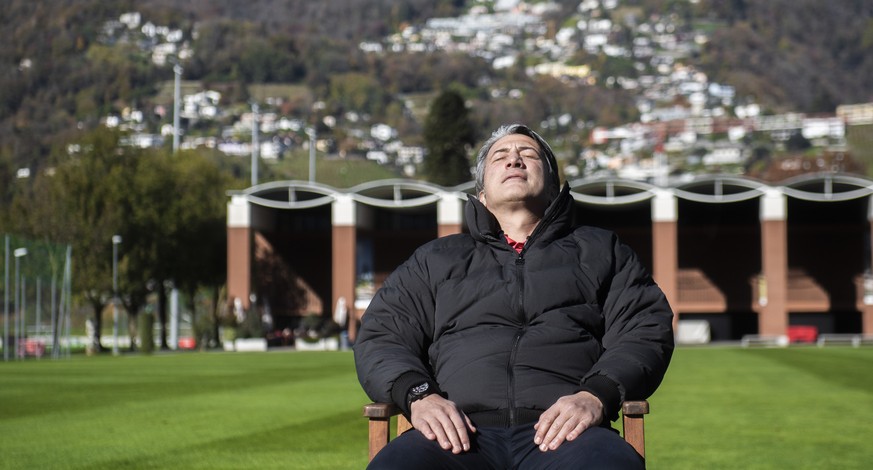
[506,152,525,168]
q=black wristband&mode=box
[579,374,622,422]
[392,371,440,415]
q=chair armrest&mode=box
[363,403,412,461]
[621,400,649,458]
[363,402,400,419]
[363,403,397,461]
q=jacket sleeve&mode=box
[581,231,675,420]
[353,249,438,414]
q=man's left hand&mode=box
[533,391,603,452]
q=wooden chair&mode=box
[363,400,649,462]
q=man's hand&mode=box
[410,394,477,454]
[533,391,604,452]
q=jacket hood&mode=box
[465,183,574,245]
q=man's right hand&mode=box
[409,394,477,454]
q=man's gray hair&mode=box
[474,124,561,198]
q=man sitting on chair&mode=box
[354,124,674,469]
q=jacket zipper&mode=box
[495,189,565,426]
[508,254,526,426]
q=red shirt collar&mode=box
[504,234,525,253]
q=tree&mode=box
[164,150,235,347]
[119,148,236,349]
[10,128,133,351]
[422,90,476,186]
[786,131,812,153]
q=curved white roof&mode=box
[229,173,873,209]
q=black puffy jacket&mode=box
[354,185,674,427]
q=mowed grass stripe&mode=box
[649,347,873,469]
[1,351,369,469]
[744,347,873,393]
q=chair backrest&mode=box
[364,400,649,461]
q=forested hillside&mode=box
[0,0,468,173]
[700,0,873,113]
[1,0,871,180]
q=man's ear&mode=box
[478,191,487,206]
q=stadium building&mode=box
[226,173,873,344]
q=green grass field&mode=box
[1,347,872,469]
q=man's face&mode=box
[478,133,550,210]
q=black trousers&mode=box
[368,424,645,470]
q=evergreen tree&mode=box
[422,90,476,186]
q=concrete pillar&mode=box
[227,195,252,309]
[863,196,873,335]
[651,189,678,330]
[332,195,358,341]
[759,188,788,336]
[438,192,465,237]
[859,274,873,336]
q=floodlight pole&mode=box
[3,235,9,361]
[20,277,26,357]
[112,235,122,356]
[307,127,316,182]
[173,64,182,153]
[251,102,259,187]
[13,248,27,360]
[35,277,40,360]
